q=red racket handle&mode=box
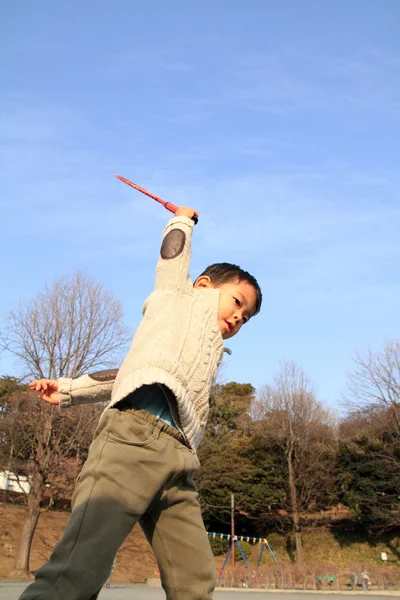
[115,174,178,214]
[115,174,198,224]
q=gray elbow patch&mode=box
[89,369,119,382]
[160,229,185,259]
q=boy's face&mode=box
[195,277,258,340]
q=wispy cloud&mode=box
[99,49,194,79]
[163,44,400,119]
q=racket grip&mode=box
[164,202,179,213]
[165,202,198,224]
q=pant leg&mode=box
[20,408,175,600]
[140,441,216,600]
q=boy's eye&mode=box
[234,297,240,306]
[242,316,248,324]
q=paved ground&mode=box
[1,582,399,600]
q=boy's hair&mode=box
[196,263,262,316]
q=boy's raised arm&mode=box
[30,369,118,409]
[154,206,198,294]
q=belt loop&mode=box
[154,418,164,439]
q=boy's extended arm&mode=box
[154,213,196,294]
[58,369,118,409]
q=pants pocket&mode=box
[107,409,163,447]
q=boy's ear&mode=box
[194,275,213,289]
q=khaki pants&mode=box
[20,407,216,600]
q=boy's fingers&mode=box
[30,380,58,399]
[42,394,59,405]
[39,393,51,402]
[30,380,43,391]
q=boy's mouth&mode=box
[225,320,234,332]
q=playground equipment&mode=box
[207,531,279,579]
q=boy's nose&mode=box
[233,313,243,325]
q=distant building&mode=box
[0,470,30,494]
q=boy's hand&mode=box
[29,379,59,405]
[175,206,198,223]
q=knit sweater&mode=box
[58,215,225,450]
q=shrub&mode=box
[209,537,229,556]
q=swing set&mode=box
[207,531,279,579]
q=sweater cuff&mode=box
[58,377,73,409]
[164,215,194,232]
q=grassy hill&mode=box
[1,503,400,588]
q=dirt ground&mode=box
[0,504,158,583]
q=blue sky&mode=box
[1,1,399,409]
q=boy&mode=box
[22,206,262,600]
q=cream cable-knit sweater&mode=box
[58,215,224,450]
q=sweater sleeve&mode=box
[154,215,195,294]
[59,368,118,409]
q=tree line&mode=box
[0,271,399,575]
[196,346,400,562]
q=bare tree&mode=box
[343,339,400,433]
[0,271,130,577]
[252,361,336,563]
[0,382,102,564]
[339,341,400,533]
[1,271,130,380]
